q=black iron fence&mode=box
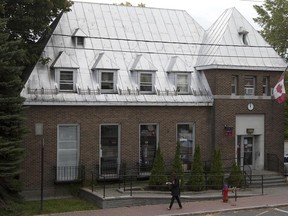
[54,165,85,183]
[90,173,264,198]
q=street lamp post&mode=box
[35,123,44,211]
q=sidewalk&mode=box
[38,186,288,216]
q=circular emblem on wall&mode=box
[247,103,254,111]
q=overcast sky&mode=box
[74,0,264,30]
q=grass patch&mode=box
[21,198,100,216]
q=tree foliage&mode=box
[116,2,145,7]
[149,146,167,188]
[0,17,26,213]
[172,142,184,187]
[253,0,288,59]
[208,149,224,189]
[0,0,73,213]
[188,145,205,191]
[1,0,73,67]
[227,162,244,187]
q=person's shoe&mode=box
[167,207,171,210]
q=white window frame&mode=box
[139,72,154,93]
[244,76,255,95]
[99,70,117,93]
[231,75,238,95]
[57,124,80,181]
[262,76,269,96]
[55,69,77,92]
[139,123,159,175]
[176,73,189,94]
[76,37,84,47]
[176,123,195,171]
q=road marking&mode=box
[275,208,288,213]
[256,210,269,216]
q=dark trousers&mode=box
[169,195,182,208]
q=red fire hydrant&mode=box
[222,184,229,202]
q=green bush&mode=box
[171,142,184,188]
[188,145,205,191]
[227,162,244,187]
[208,149,224,189]
[149,146,167,189]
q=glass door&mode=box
[237,136,254,168]
[100,125,119,177]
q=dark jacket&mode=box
[171,177,180,196]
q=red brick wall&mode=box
[21,106,212,190]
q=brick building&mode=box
[20,2,286,195]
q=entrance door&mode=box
[100,124,120,177]
[237,136,254,168]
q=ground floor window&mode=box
[139,124,158,175]
[100,124,120,176]
[57,124,79,181]
[177,123,195,171]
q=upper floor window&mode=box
[101,71,115,93]
[231,75,238,95]
[262,76,270,96]
[176,74,189,94]
[56,70,76,92]
[244,76,255,95]
[139,73,154,93]
[76,37,84,46]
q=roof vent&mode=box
[238,27,249,45]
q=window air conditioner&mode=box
[245,88,254,95]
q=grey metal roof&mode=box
[195,8,286,71]
[21,2,286,106]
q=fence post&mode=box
[91,172,94,192]
[130,175,132,196]
[103,176,106,198]
[261,175,264,195]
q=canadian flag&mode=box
[273,72,286,103]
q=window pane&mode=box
[177,124,194,171]
[139,124,157,174]
[60,71,74,91]
[177,74,188,93]
[101,72,114,90]
[140,74,152,92]
[57,125,79,181]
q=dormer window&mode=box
[130,54,157,94]
[50,51,79,93]
[139,72,154,92]
[100,71,116,93]
[72,28,87,47]
[176,74,189,93]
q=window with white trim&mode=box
[262,76,270,96]
[100,71,116,93]
[57,125,79,181]
[244,76,255,95]
[177,123,195,171]
[176,74,189,93]
[139,73,154,93]
[231,75,238,95]
[139,124,158,175]
[56,70,76,92]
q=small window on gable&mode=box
[72,28,87,47]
